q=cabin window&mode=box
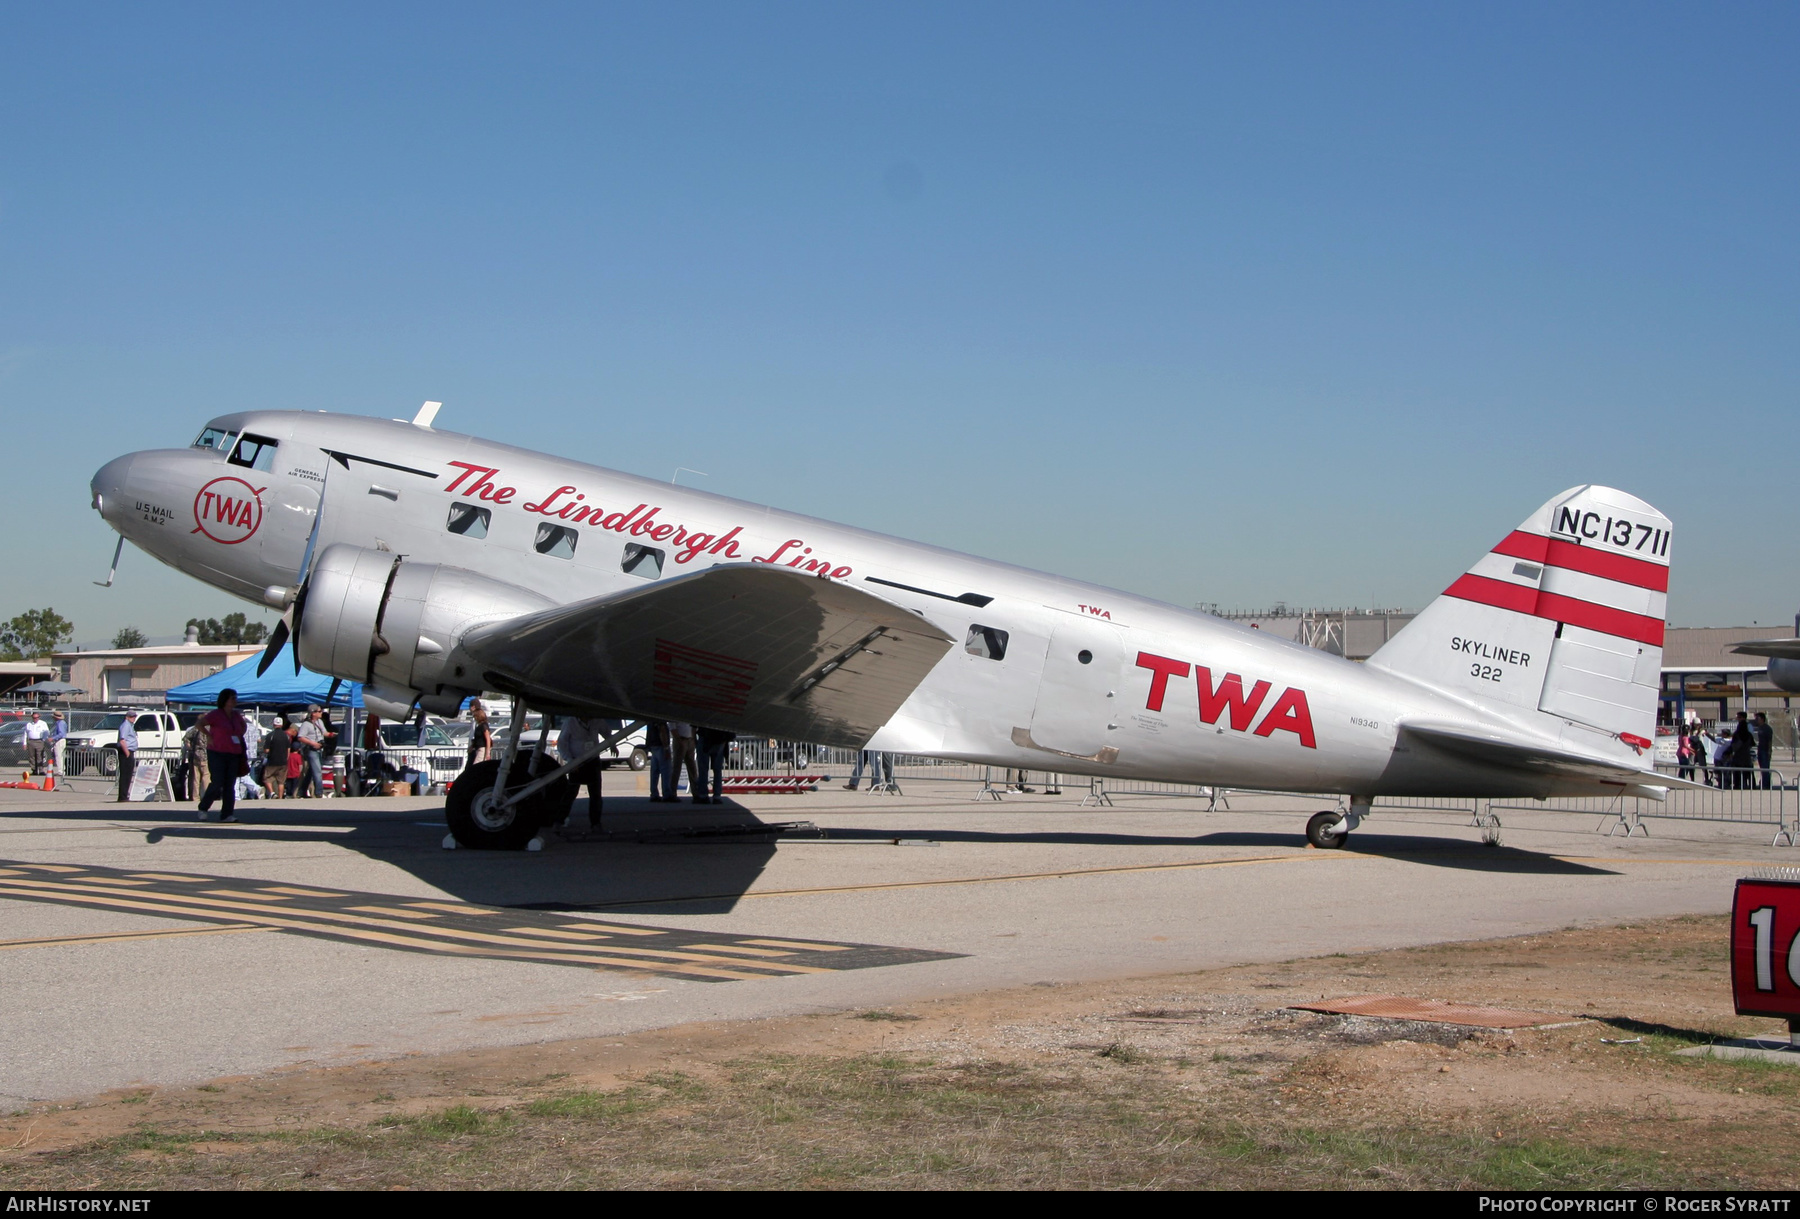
[446,502,490,538]
[965,625,1009,661]
[534,523,578,559]
[622,543,664,579]
[228,433,279,472]
[192,426,236,453]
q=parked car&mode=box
[0,721,29,767]
[499,716,648,770]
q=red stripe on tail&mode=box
[1443,574,1665,647]
[1491,531,1668,593]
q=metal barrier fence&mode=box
[21,738,1796,845]
[1376,768,1795,847]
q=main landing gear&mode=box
[446,759,570,850]
[1306,798,1371,850]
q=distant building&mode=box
[0,662,57,699]
[52,628,261,705]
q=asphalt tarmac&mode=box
[0,772,1787,1108]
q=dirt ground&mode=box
[4,913,1796,1190]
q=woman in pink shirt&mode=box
[197,687,249,823]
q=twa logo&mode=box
[191,476,264,545]
[1136,651,1317,748]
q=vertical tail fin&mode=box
[1369,486,1670,756]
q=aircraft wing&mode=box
[458,564,956,748]
[1732,638,1800,661]
[1398,720,1706,793]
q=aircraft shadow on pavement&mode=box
[27,796,785,914]
[15,797,1616,912]
[1188,831,1620,875]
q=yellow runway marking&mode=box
[0,860,963,981]
[684,943,797,958]
[0,924,269,950]
[0,881,830,978]
[402,901,505,916]
[346,905,441,919]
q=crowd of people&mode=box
[1674,711,1776,789]
[169,692,336,817]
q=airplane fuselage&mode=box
[92,411,1625,801]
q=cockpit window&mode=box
[193,426,236,453]
[227,433,279,472]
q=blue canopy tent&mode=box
[165,644,364,708]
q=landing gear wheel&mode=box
[1306,810,1348,850]
[445,760,568,850]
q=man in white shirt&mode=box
[22,713,49,775]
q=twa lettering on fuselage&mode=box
[1134,651,1317,749]
[447,463,851,576]
[1550,506,1671,558]
[191,476,264,544]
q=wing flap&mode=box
[460,565,955,748]
[1399,719,1705,791]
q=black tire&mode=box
[445,760,568,850]
[101,747,120,777]
[628,747,648,772]
[1306,810,1348,850]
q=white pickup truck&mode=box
[65,710,198,775]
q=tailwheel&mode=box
[446,759,569,850]
[1306,810,1349,850]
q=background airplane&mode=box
[1732,614,1800,693]
[91,405,1682,850]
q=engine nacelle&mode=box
[1770,657,1800,694]
[296,543,555,715]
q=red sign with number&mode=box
[1731,877,1800,1020]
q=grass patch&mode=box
[854,1010,922,1022]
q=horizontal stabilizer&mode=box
[460,564,955,748]
[1399,719,1704,790]
[1733,639,1800,661]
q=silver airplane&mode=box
[1731,613,1800,693]
[91,405,1681,849]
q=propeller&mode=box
[256,467,329,677]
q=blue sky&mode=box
[2,2,1795,646]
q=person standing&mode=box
[49,712,67,776]
[294,706,326,798]
[263,714,291,797]
[241,712,264,774]
[556,716,606,833]
[669,721,699,801]
[23,712,48,775]
[467,701,493,768]
[114,713,138,803]
[196,688,249,823]
[1727,713,1756,790]
[696,726,735,804]
[1752,712,1775,791]
[1676,729,1697,782]
[645,721,673,802]
[179,719,209,802]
